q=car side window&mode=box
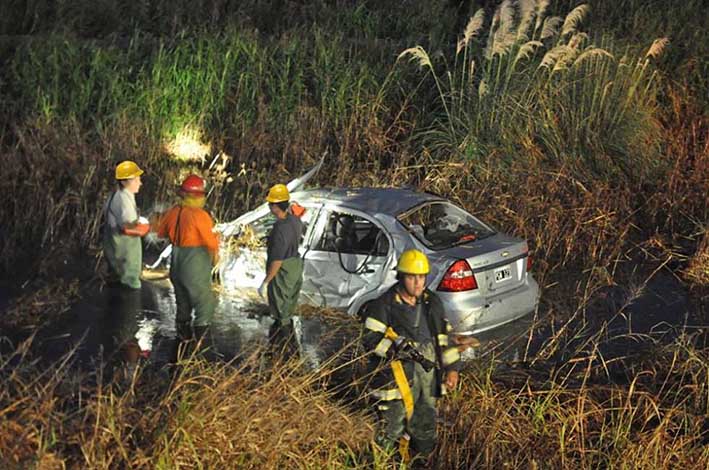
[315,211,389,256]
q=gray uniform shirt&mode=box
[105,189,138,232]
[266,213,304,268]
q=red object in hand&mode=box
[123,223,150,237]
[291,202,306,218]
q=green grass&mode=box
[0,2,707,468]
[397,3,666,180]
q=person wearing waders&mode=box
[258,184,304,355]
[362,249,464,465]
[102,160,149,380]
[103,160,149,289]
[157,175,219,341]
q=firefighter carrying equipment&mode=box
[362,286,463,455]
[180,174,207,195]
[396,249,430,275]
[385,327,436,372]
[115,161,144,180]
[266,183,290,203]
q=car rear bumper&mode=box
[437,276,539,334]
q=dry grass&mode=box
[2,296,708,469]
[437,338,709,469]
[2,279,80,331]
[0,341,376,469]
[685,230,709,287]
[0,0,707,468]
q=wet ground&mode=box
[34,274,331,372]
[22,266,701,379]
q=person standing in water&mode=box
[157,174,219,340]
[103,160,149,289]
[258,184,304,354]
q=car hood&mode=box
[216,155,325,237]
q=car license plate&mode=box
[494,265,511,282]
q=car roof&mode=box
[291,187,446,217]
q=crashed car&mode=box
[215,163,539,335]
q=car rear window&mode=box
[398,202,495,250]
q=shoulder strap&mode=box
[104,191,119,229]
[174,206,184,246]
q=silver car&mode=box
[215,164,539,334]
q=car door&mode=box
[300,207,391,309]
[219,202,321,290]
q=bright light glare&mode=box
[165,127,210,161]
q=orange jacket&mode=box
[157,206,219,255]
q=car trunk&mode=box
[435,233,529,297]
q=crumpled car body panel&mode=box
[218,177,540,334]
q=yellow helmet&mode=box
[266,183,290,203]
[115,160,144,180]
[397,249,430,275]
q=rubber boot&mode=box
[176,321,193,341]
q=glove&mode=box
[258,282,268,300]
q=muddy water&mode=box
[30,269,697,376]
[466,271,697,368]
[36,275,328,370]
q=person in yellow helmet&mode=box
[361,249,463,463]
[102,161,149,289]
[259,183,305,353]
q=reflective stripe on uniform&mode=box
[446,322,453,332]
[442,347,460,366]
[372,387,402,401]
[437,334,449,346]
[365,317,387,333]
[374,337,393,357]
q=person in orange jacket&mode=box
[158,175,219,339]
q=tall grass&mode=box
[0,1,707,468]
[0,340,376,469]
[399,1,666,180]
[0,27,396,276]
[1,307,707,469]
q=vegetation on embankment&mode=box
[0,0,707,468]
[0,0,706,283]
[1,310,707,469]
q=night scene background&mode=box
[0,1,707,468]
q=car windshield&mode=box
[398,202,495,250]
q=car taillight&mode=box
[526,253,533,272]
[438,260,478,292]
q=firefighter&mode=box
[103,160,149,289]
[258,183,304,352]
[157,175,219,339]
[362,249,462,462]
